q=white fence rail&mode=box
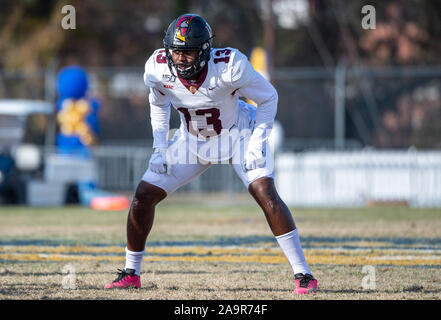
[275,150,441,208]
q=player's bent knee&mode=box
[133,181,167,206]
[248,176,276,196]
[248,177,284,208]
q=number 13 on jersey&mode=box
[177,107,223,138]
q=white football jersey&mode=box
[143,47,277,161]
[144,47,273,133]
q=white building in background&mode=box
[275,150,441,208]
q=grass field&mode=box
[1,194,441,300]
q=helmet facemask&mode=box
[164,42,211,79]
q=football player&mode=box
[105,14,317,294]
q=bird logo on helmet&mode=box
[163,14,214,79]
[175,15,192,43]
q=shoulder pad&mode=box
[210,47,252,84]
[208,47,234,81]
[230,49,252,85]
[144,49,169,87]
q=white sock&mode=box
[124,247,144,276]
[275,229,311,275]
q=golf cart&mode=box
[0,99,53,204]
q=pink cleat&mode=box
[293,273,317,294]
[104,269,141,289]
